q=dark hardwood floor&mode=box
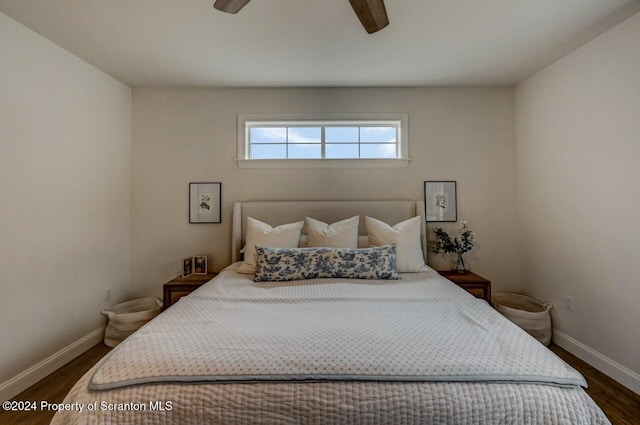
[0,344,110,425]
[0,343,638,425]
[549,344,640,425]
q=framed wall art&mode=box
[424,181,457,222]
[189,182,222,223]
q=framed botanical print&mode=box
[189,182,221,223]
[424,181,457,222]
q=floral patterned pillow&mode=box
[254,245,400,282]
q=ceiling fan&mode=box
[213,0,389,34]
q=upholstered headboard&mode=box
[231,200,426,263]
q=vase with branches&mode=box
[427,220,474,273]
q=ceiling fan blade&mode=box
[348,0,389,34]
[213,0,252,14]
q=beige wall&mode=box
[131,87,519,296]
[2,0,638,400]
[0,12,131,385]
[516,12,640,386]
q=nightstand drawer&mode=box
[169,289,195,305]
[465,287,486,299]
[438,271,491,303]
[163,273,217,310]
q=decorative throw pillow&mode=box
[254,245,400,282]
[365,216,432,273]
[305,216,359,248]
[237,217,304,274]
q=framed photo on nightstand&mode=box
[194,256,207,275]
[182,257,194,278]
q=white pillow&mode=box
[298,234,368,248]
[305,216,359,248]
[365,216,432,273]
[237,217,304,274]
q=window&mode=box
[237,114,408,168]
[249,124,398,160]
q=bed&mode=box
[52,200,609,425]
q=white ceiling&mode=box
[1,0,639,87]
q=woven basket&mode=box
[493,293,552,346]
[101,297,162,347]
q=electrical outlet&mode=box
[564,295,574,312]
[105,287,111,301]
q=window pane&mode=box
[288,144,321,159]
[245,119,403,162]
[251,144,286,159]
[326,127,358,143]
[288,127,321,144]
[250,127,286,143]
[360,127,396,143]
[360,144,396,158]
[326,144,359,159]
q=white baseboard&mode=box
[553,329,640,395]
[0,326,105,402]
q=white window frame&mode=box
[236,114,409,169]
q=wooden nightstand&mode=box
[163,273,217,309]
[438,271,491,303]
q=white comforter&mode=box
[52,265,610,425]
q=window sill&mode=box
[235,158,410,169]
